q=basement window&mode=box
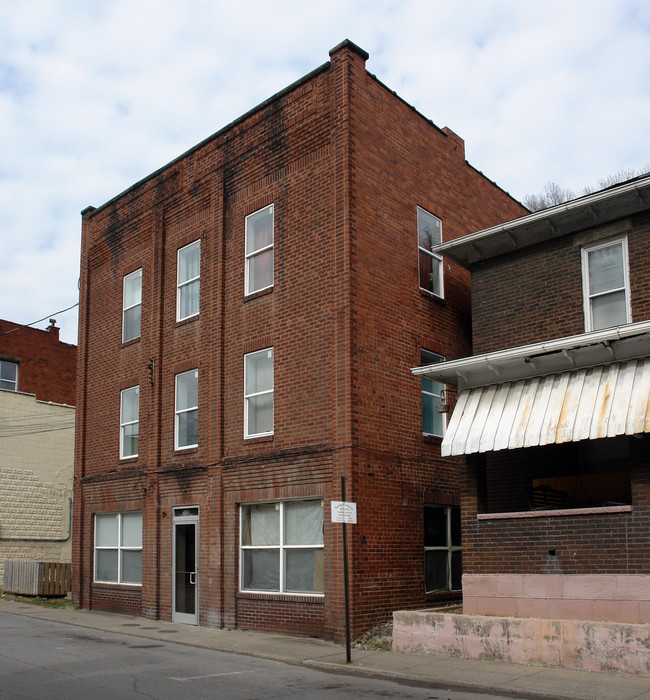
[424,505,461,592]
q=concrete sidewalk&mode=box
[1,597,648,700]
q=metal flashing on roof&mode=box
[441,358,650,457]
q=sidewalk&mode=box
[1,597,649,700]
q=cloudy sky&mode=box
[2,0,649,344]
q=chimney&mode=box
[47,318,60,341]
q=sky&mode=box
[1,0,649,345]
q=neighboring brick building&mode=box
[0,319,76,586]
[73,40,526,640]
[407,175,650,674]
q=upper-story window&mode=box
[417,206,443,298]
[244,348,274,438]
[122,269,142,343]
[0,360,18,391]
[175,369,198,449]
[421,349,445,437]
[120,386,139,459]
[177,240,200,321]
[245,204,274,295]
[582,237,631,331]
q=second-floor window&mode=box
[417,206,443,297]
[175,369,198,449]
[122,269,142,343]
[244,348,274,437]
[245,204,274,295]
[0,360,18,391]
[177,240,200,321]
[421,350,445,437]
[582,237,631,331]
[120,386,139,459]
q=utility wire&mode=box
[0,302,79,336]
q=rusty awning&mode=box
[441,358,650,457]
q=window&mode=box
[421,349,445,437]
[122,268,142,342]
[94,511,142,584]
[177,240,200,321]
[582,237,630,331]
[175,369,198,449]
[120,386,139,459]
[417,206,443,297]
[244,348,273,438]
[0,360,18,391]
[245,204,274,295]
[424,505,461,593]
[240,500,324,594]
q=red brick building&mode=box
[0,318,77,406]
[73,40,525,640]
[409,175,650,672]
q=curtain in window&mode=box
[588,244,626,329]
[178,242,200,319]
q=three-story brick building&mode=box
[73,40,525,640]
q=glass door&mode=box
[173,507,198,624]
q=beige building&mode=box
[0,389,75,585]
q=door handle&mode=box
[189,572,196,585]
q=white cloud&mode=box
[1,0,648,344]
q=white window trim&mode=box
[0,360,18,392]
[177,240,201,322]
[421,350,446,438]
[175,369,198,450]
[424,505,461,593]
[417,205,444,299]
[122,268,142,343]
[245,204,274,296]
[120,385,139,459]
[239,499,324,596]
[94,511,142,585]
[244,348,274,438]
[581,236,631,332]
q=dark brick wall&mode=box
[74,42,526,640]
[0,319,77,405]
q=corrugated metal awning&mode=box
[441,358,650,457]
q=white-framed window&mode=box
[120,386,139,459]
[582,237,631,331]
[122,268,142,342]
[421,349,445,437]
[240,499,324,594]
[177,240,200,321]
[175,369,198,449]
[424,505,461,593]
[417,206,443,297]
[0,360,18,391]
[244,348,273,438]
[245,204,274,295]
[94,511,142,585]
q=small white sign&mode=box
[331,501,357,524]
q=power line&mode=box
[0,302,79,336]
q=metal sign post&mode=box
[331,478,357,664]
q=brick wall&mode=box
[0,319,77,406]
[74,41,527,640]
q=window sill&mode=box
[419,288,446,305]
[423,433,444,444]
[243,434,274,444]
[477,505,633,521]
[174,446,198,454]
[175,314,199,328]
[237,591,324,604]
[92,581,142,588]
[118,455,139,463]
[244,286,273,303]
[121,336,141,349]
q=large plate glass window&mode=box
[175,369,198,449]
[245,204,274,295]
[417,206,443,297]
[421,350,445,437]
[240,499,324,594]
[0,360,18,391]
[120,385,139,459]
[582,237,631,331]
[94,511,142,584]
[177,240,200,321]
[424,505,461,592]
[244,348,273,437]
[122,268,142,342]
